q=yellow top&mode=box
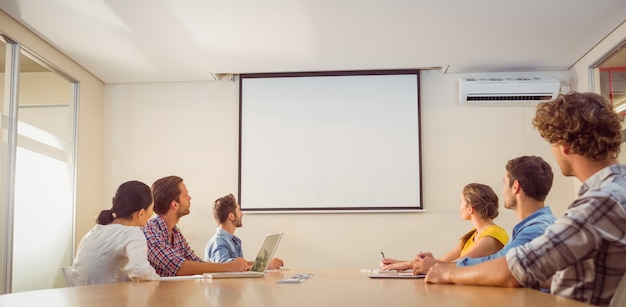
[460,225,509,256]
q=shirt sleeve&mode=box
[457,247,509,267]
[143,225,186,277]
[205,237,237,263]
[180,233,203,263]
[123,228,160,281]
[480,225,509,246]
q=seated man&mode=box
[413,155,556,274]
[143,176,248,276]
[425,92,626,306]
[205,193,283,270]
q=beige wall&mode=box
[5,8,625,274]
[0,10,105,252]
[103,70,576,270]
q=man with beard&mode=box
[143,176,248,277]
[205,193,284,270]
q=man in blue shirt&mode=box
[413,155,556,273]
[204,193,284,269]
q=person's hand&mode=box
[382,260,413,271]
[413,254,436,275]
[380,258,399,269]
[424,262,454,284]
[268,258,284,270]
[414,251,433,260]
[228,257,249,272]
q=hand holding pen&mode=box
[380,251,398,269]
[380,251,390,267]
[413,251,436,275]
[380,251,415,271]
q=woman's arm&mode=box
[125,228,159,281]
[460,236,504,259]
[439,240,464,262]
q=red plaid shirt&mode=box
[142,215,203,277]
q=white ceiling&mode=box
[1,0,626,83]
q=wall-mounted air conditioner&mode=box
[458,76,560,103]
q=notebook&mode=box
[203,232,283,279]
[368,270,426,279]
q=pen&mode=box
[418,251,425,259]
[380,251,385,259]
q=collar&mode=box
[153,215,179,235]
[580,164,626,195]
[216,227,239,241]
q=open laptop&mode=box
[203,232,283,279]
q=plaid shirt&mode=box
[142,215,203,277]
[507,164,626,306]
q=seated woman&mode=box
[72,181,160,285]
[380,183,508,271]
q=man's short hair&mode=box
[151,176,183,215]
[506,156,553,201]
[213,193,238,224]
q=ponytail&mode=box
[97,181,153,225]
[96,209,115,225]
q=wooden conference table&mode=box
[0,269,593,307]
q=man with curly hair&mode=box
[425,92,626,307]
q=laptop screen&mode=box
[250,232,283,272]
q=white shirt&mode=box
[72,224,159,285]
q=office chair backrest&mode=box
[61,266,75,287]
[609,271,626,307]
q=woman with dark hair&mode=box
[71,181,159,285]
[380,183,508,271]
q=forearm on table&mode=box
[177,260,230,276]
[448,257,521,287]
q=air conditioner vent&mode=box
[466,94,555,102]
[459,76,560,103]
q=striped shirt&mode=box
[142,215,203,277]
[507,164,626,306]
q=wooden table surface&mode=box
[0,269,594,307]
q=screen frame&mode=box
[238,69,423,213]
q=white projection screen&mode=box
[239,70,422,212]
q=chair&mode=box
[61,266,75,287]
[609,271,626,307]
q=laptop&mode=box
[203,232,283,279]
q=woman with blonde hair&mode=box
[380,183,508,271]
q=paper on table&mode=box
[159,275,205,281]
[360,269,412,274]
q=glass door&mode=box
[0,34,14,295]
[11,48,78,292]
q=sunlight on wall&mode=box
[12,147,73,291]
